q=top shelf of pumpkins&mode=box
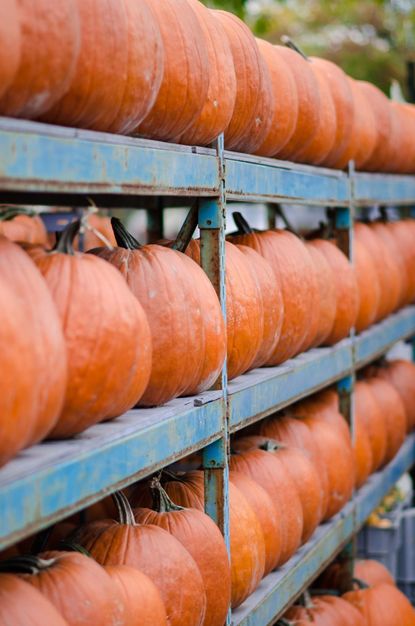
[1,0,414,173]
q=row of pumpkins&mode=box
[1,205,415,467]
[1,0,415,172]
[1,356,413,626]
[282,558,415,625]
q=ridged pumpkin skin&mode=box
[230,471,282,576]
[306,243,336,346]
[309,239,359,344]
[230,446,304,565]
[105,565,168,626]
[213,11,272,154]
[355,381,388,472]
[357,81,393,172]
[230,229,317,363]
[295,62,337,166]
[388,220,415,305]
[42,0,163,134]
[371,221,407,308]
[344,582,415,626]
[137,0,208,142]
[354,415,374,488]
[179,1,236,147]
[291,389,350,442]
[348,79,378,170]
[354,559,395,587]
[390,102,415,174]
[93,223,226,404]
[284,597,343,625]
[274,46,320,161]
[0,211,47,246]
[31,229,152,437]
[311,58,354,168]
[14,551,119,626]
[0,0,79,118]
[0,0,20,101]
[0,574,69,626]
[0,238,67,445]
[254,39,298,157]
[377,360,415,432]
[354,238,380,332]
[317,596,367,626]
[366,377,406,463]
[237,245,283,368]
[133,485,231,626]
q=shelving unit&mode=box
[1,116,414,625]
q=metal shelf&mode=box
[353,172,415,206]
[232,434,415,626]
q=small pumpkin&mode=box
[0,208,48,246]
[0,574,69,626]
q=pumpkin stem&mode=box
[310,589,341,597]
[172,201,199,253]
[277,620,294,626]
[111,217,142,250]
[30,527,54,555]
[0,555,55,575]
[275,205,302,239]
[112,491,136,526]
[58,541,92,558]
[233,212,254,234]
[150,477,184,513]
[53,219,80,255]
[281,35,309,61]
[0,206,37,221]
[298,591,314,608]
[352,577,370,589]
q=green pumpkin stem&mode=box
[310,589,341,597]
[281,35,309,61]
[111,217,142,250]
[54,220,80,255]
[277,620,294,626]
[275,205,302,238]
[233,212,254,234]
[112,491,136,525]
[0,555,55,575]
[58,541,92,557]
[0,207,37,221]
[352,577,370,590]
[172,201,199,253]
[150,477,184,513]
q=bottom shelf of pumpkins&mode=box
[280,557,415,625]
[0,359,414,626]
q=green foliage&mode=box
[201,0,248,19]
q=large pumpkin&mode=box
[315,595,367,626]
[1,552,120,626]
[0,574,69,626]
[354,559,395,587]
[305,243,336,347]
[42,0,163,133]
[137,0,208,142]
[0,0,20,101]
[370,221,408,308]
[179,1,236,146]
[375,359,415,432]
[254,39,298,157]
[75,213,117,251]
[134,480,231,626]
[30,221,152,436]
[343,581,415,626]
[365,376,406,463]
[213,10,273,153]
[354,238,380,332]
[357,81,393,172]
[389,102,415,174]
[92,219,226,403]
[105,565,168,626]
[387,220,415,305]
[290,389,350,443]
[0,209,48,246]
[347,79,378,170]
[0,237,67,448]
[355,381,387,472]
[72,492,207,626]
[353,413,374,488]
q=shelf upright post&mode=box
[199,134,230,557]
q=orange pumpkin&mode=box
[343,581,415,625]
[355,381,388,472]
[353,414,374,488]
[43,0,163,133]
[357,81,393,172]
[365,376,406,463]
[92,219,226,404]
[376,359,415,432]
[0,0,79,118]
[105,565,168,626]
[387,220,415,305]
[354,238,380,332]
[354,559,395,587]
[30,221,152,437]
[371,221,407,309]
[389,102,415,174]
[213,11,273,154]
[0,0,20,101]
[284,595,348,625]
[75,213,117,251]
[179,1,236,147]
[305,243,336,347]
[348,79,378,170]
[134,480,231,626]
[315,595,367,626]
[0,574,69,626]
[254,39,298,157]
[0,209,48,246]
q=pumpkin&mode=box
[75,213,117,251]
[29,220,152,437]
[133,479,231,626]
[348,79,378,170]
[230,444,304,564]
[354,222,401,320]
[399,105,415,173]
[308,239,358,344]
[357,81,393,172]
[0,574,69,626]
[0,237,67,447]
[230,217,318,363]
[42,0,163,133]
[370,221,407,308]
[0,0,79,118]
[290,389,350,443]
[105,565,168,626]
[354,238,380,332]
[375,359,415,432]
[92,218,226,403]
[72,492,207,626]
[353,413,374,488]
[305,243,336,347]
[311,58,354,168]
[137,0,208,142]
[130,471,266,609]
[389,102,415,174]
[294,62,337,166]
[235,436,323,543]
[343,581,415,625]
[212,10,273,153]
[179,1,236,146]
[0,209,48,246]
[0,552,120,626]
[0,0,20,101]
[355,381,387,472]
[230,471,282,576]
[254,38,298,157]
[354,559,395,588]
[284,594,347,625]
[365,376,406,463]
[387,220,415,305]
[315,596,367,626]
[273,45,320,161]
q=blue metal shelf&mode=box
[232,433,415,626]
[353,172,415,206]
